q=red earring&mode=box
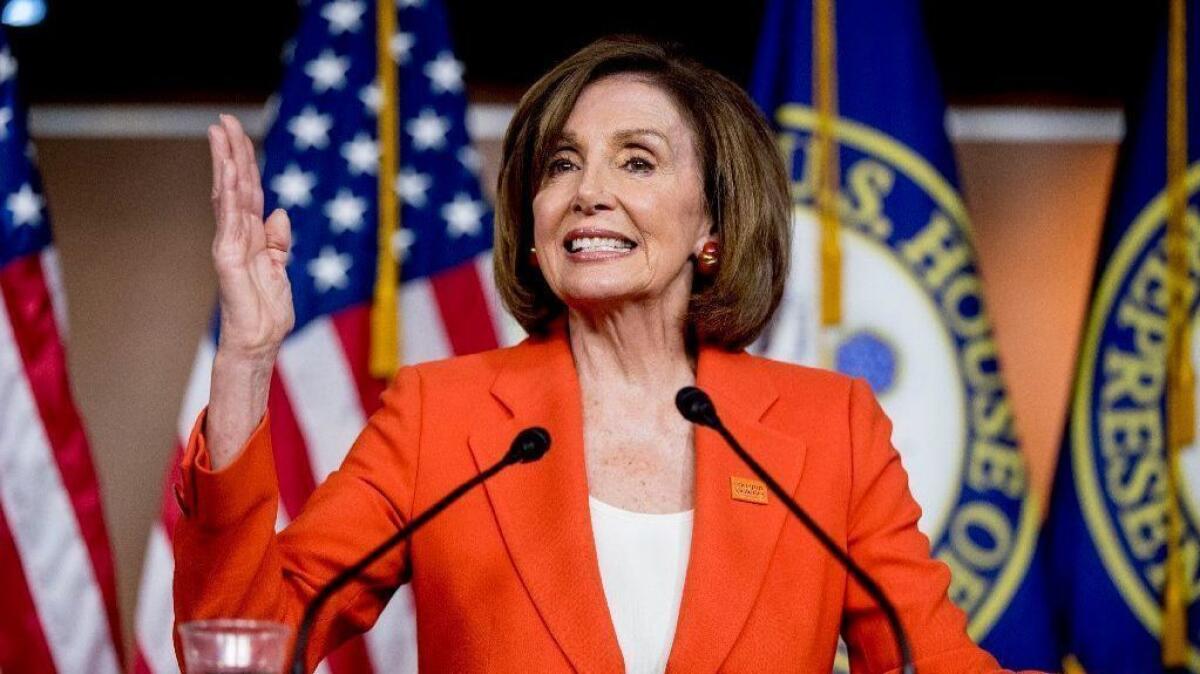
[696,240,720,276]
[528,246,539,267]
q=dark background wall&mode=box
[4,1,1164,106]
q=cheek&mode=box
[627,185,708,253]
[531,186,569,242]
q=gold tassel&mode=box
[370,0,402,378]
[814,0,841,327]
[1062,655,1088,674]
[1162,0,1190,666]
[1178,322,1196,448]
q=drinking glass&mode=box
[178,619,292,674]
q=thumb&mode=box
[264,208,292,254]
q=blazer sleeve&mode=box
[839,378,1031,674]
[172,366,424,673]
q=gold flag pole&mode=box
[370,0,402,378]
[814,0,841,332]
[1163,0,1194,668]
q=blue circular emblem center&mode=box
[835,330,897,394]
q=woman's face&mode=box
[531,74,712,314]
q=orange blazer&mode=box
[173,329,1025,673]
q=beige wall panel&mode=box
[956,141,1117,511]
[35,138,216,661]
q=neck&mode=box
[567,296,694,389]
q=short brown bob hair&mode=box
[493,35,791,350]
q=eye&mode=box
[623,156,655,173]
[546,155,578,176]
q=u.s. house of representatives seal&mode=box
[1072,163,1200,671]
[755,105,1040,670]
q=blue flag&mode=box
[750,0,1059,669]
[1047,4,1200,672]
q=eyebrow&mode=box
[613,128,670,146]
[552,128,670,149]
[554,130,581,148]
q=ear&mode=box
[694,228,719,257]
[692,214,716,256]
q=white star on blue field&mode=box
[253,0,492,335]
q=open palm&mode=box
[208,115,294,361]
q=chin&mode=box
[560,288,640,310]
[554,267,642,297]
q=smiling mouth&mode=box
[565,237,635,253]
[562,230,637,255]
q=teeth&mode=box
[567,236,634,253]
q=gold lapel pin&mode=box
[730,476,769,505]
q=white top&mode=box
[588,496,695,674]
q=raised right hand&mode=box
[209,114,294,364]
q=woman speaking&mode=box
[174,36,1021,673]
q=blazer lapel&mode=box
[467,332,624,673]
[666,348,808,673]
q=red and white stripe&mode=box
[134,260,511,673]
[0,249,123,674]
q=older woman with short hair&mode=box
[175,36,1018,674]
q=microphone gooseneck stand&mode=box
[675,386,916,674]
[289,427,551,674]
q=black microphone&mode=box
[290,426,551,674]
[675,387,916,674]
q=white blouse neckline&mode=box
[588,494,695,674]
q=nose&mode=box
[572,165,614,215]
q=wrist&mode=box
[213,345,277,378]
[207,349,275,470]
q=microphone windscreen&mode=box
[510,427,551,463]
[675,386,718,427]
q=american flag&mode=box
[0,26,124,674]
[133,0,516,672]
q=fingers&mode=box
[239,124,265,213]
[220,114,264,217]
[213,157,242,261]
[219,115,250,212]
[211,115,273,278]
[264,208,292,260]
[208,124,232,203]
[209,121,242,245]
